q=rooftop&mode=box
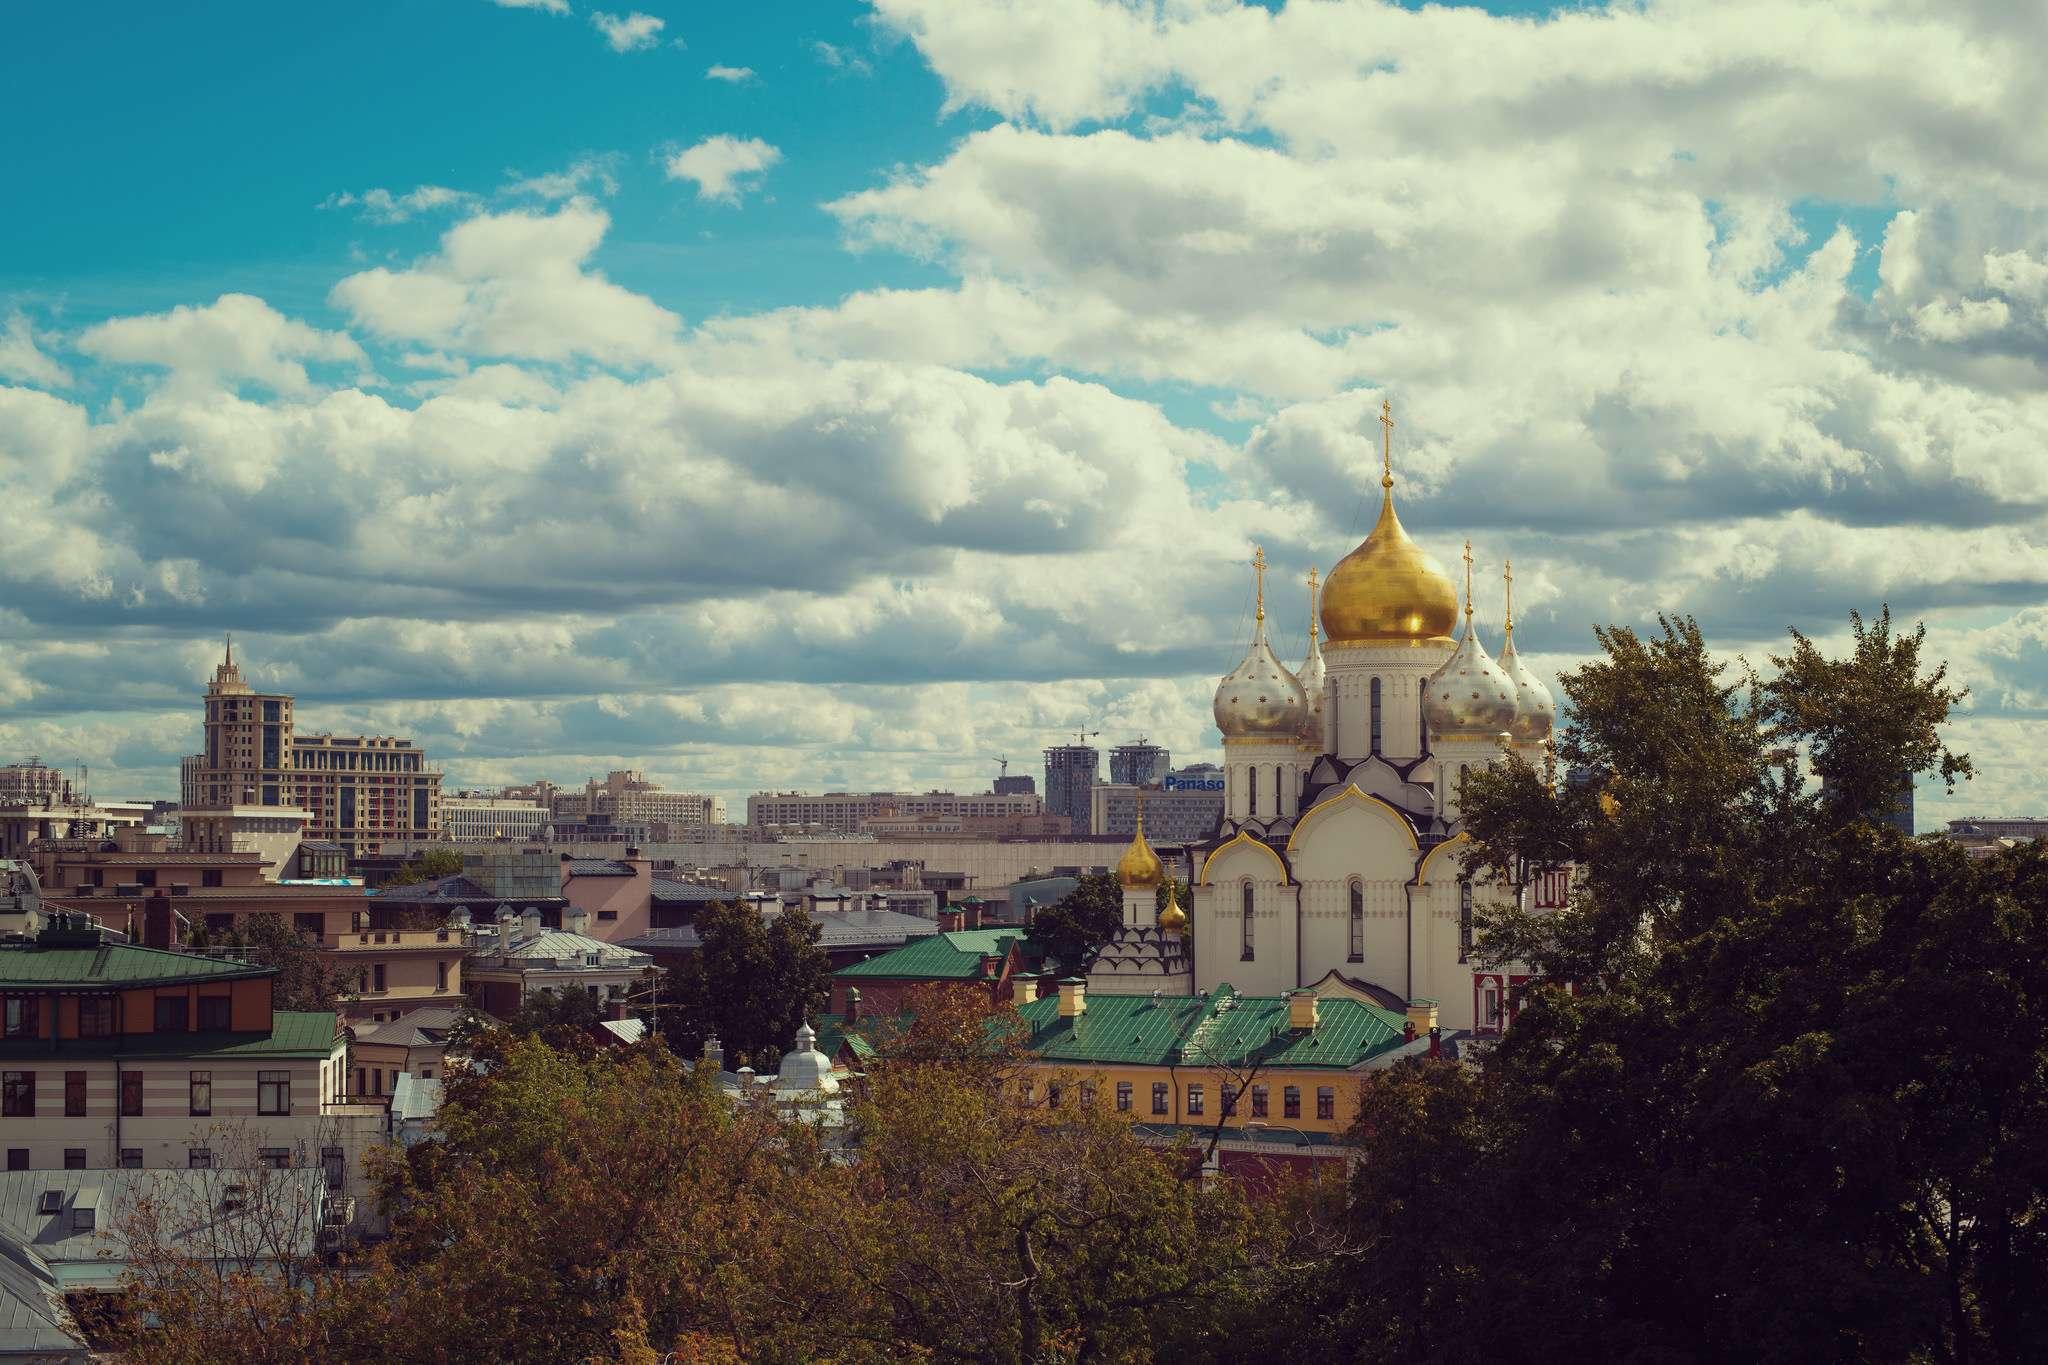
[353,1004,466,1049]
[0,929,272,988]
[1015,985,1410,1070]
[0,1011,342,1061]
[834,927,1037,981]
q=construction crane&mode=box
[1071,729,1100,747]
[993,756,1010,781]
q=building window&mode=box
[1241,883,1255,961]
[1248,765,1258,818]
[436,962,449,992]
[120,1073,142,1116]
[197,996,230,1031]
[1,1072,33,1118]
[1046,1083,1063,1108]
[189,1071,211,1117]
[1222,1086,1239,1118]
[2,997,36,1039]
[120,1148,142,1169]
[188,1148,212,1170]
[372,964,386,993]
[78,997,113,1039]
[597,910,617,921]
[154,995,186,1032]
[321,1146,345,1192]
[5,1150,24,1171]
[135,870,156,888]
[1317,1086,1335,1121]
[1251,1085,1269,1118]
[1115,1082,1132,1112]
[1187,1084,1204,1117]
[64,1071,85,1118]
[259,1148,290,1170]
[1370,676,1383,752]
[63,1148,85,1170]
[1152,1081,1169,1116]
[1079,1082,1097,1108]
[1283,1085,1300,1119]
[255,1069,289,1116]
[1459,881,1474,963]
[202,869,223,888]
[1348,881,1365,962]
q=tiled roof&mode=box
[1016,986,1408,1070]
[834,928,1027,980]
[0,938,270,988]
[353,1005,465,1048]
[564,859,635,876]
[649,878,731,903]
[0,1011,341,1061]
[471,930,651,971]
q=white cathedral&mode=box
[1087,404,1555,1035]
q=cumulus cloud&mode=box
[489,0,569,12]
[503,155,620,201]
[329,202,681,366]
[0,313,71,388]
[321,184,481,224]
[812,41,872,76]
[75,294,366,396]
[705,64,754,83]
[591,10,663,52]
[664,135,781,204]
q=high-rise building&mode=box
[1090,764,1225,843]
[1042,744,1100,837]
[179,644,443,857]
[993,774,1037,797]
[1108,740,1171,788]
[0,759,74,806]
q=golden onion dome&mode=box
[1156,883,1186,935]
[1498,562,1555,744]
[1114,814,1164,890]
[1423,541,1519,740]
[1214,548,1308,741]
[1321,486,1460,645]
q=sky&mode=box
[3,0,2047,830]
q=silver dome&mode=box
[1498,631,1556,744]
[1423,620,1519,741]
[1214,615,1308,740]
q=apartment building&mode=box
[0,915,385,1209]
[746,789,1046,834]
[179,644,442,855]
[441,797,550,843]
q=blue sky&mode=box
[3,0,2046,828]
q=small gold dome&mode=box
[1114,817,1164,889]
[1156,884,1186,935]
[1320,488,1459,645]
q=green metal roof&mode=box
[0,940,270,989]
[834,929,1028,980]
[0,1011,341,1060]
[1016,985,1408,1071]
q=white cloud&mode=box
[0,313,71,388]
[812,41,872,76]
[75,294,366,396]
[591,10,663,52]
[329,202,681,366]
[664,135,781,204]
[489,0,569,12]
[705,64,754,83]
[502,155,619,201]
[320,184,481,225]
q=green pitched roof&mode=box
[835,929,1029,981]
[1016,985,1408,1071]
[0,1011,340,1061]
[0,940,270,989]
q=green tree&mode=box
[661,901,829,1068]
[386,847,463,886]
[1305,611,2046,1364]
[1030,871,1125,974]
[237,912,344,1013]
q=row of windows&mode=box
[5,1145,345,1189]
[1233,879,1475,966]
[0,1070,290,1118]
[1030,1079,1340,1122]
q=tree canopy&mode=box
[659,900,830,1068]
[385,847,464,886]
[1029,871,1125,974]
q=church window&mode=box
[1240,883,1255,961]
[1187,1084,1204,1116]
[1248,766,1258,818]
[1316,1086,1336,1120]
[1348,882,1365,962]
[1369,677,1383,752]
[1459,881,1474,963]
[1283,1086,1300,1119]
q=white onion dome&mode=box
[1214,612,1308,740]
[1498,631,1555,744]
[1423,544,1519,741]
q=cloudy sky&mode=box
[3,0,2045,829]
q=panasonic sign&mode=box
[1163,774,1225,792]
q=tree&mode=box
[661,900,829,1068]
[385,847,463,886]
[1303,610,2047,1364]
[1030,871,1125,974]
[237,912,344,1013]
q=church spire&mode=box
[1252,545,1267,624]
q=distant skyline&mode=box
[5,1,2047,829]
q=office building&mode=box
[1042,744,1100,837]
[1088,764,1225,844]
[178,644,443,856]
[1108,740,1171,788]
[746,790,1046,835]
[441,797,551,843]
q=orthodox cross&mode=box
[1252,545,1267,622]
[1379,398,1395,488]
[1306,565,1320,642]
[1503,559,1515,635]
[1461,538,1475,622]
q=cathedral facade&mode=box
[1179,405,1555,1033]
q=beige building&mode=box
[747,790,1047,835]
[441,796,550,843]
[179,643,442,856]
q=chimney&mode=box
[1403,1020,1417,1043]
[938,908,964,933]
[704,1036,724,1072]
[496,914,516,955]
[961,901,981,930]
[144,889,175,950]
[1287,988,1318,1032]
[1056,977,1086,1019]
[1428,1026,1442,1059]
[846,988,861,1024]
[520,907,542,942]
[1406,998,1438,1038]
[564,906,589,938]
[1009,971,1037,1008]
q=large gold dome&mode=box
[1320,487,1459,644]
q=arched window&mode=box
[1369,677,1383,753]
[1458,880,1474,962]
[1240,882,1255,961]
[1248,765,1259,817]
[1348,881,1364,962]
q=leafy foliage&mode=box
[660,899,830,1068]
[385,847,464,886]
[1030,870,1125,974]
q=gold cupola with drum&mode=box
[1318,400,1459,646]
